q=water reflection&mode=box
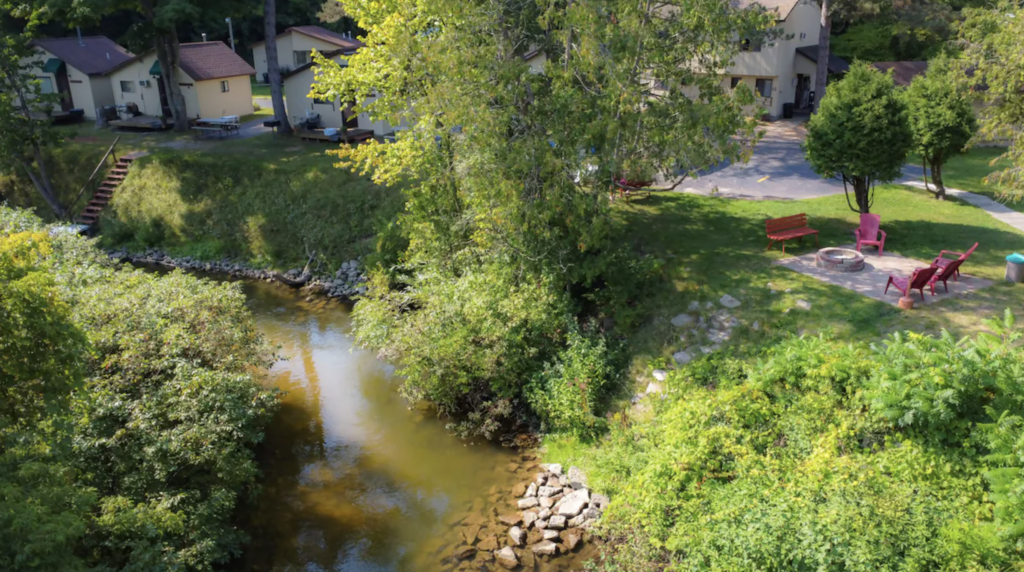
[233,283,519,572]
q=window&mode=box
[739,38,761,53]
[119,80,135,93]
[37,77,54,94]
[293,50,309,66]
[800,32,807,40]
[312,98,334,109]
[220,80,230,93]
[730,77,742,89]
[755,78,773,98]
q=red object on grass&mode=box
[885,266,939,301]
[932,242,978,282]
[855,213,887,256]
[766,214,819,254]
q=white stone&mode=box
[673,350,693,365]
[556,489,590,517]
[670,313,694,327]
[526,482,537,498]
[568,514,588,528]
[719,294,741,308]
[523,510,538,529]
[766,282,773,288]
[532,540,558,555]
[540,463,563,476]
[495,546,518,570]
[688,301,701,311]
[752,321,760,331]
[652,369,668,381]
[770,289,777,294]
[534,519,547,529]
[645,381,664,395]
[509,526,524,546]
[590,493,610,511]
[548,515,567,529]
[796,299,812,311]
[539,496,554,508]
[542,529,560,540]
[785,288,793,293]
[537,486,560,498]
[568,466,588,488]
[538,508,551,520]
[517,497,539,509]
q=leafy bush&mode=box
[0,206,279,571]
[575,325,1024,571]
[528,326,612,436]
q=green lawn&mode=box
[614,183,1024,384]
[908,147,1022,213]
[250,77,284,100]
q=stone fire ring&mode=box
[815,247,865,273]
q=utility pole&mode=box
[225,17,235,51]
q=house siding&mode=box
[109,54,252,120]
[19,47,112,119]
[254,32,342,81]
[195,75,254,118]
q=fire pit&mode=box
[816,247,865,273]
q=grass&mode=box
[241,106,274,123]
[249,77,283,100]
[908,146,1022,213]
[613,183,1024,387]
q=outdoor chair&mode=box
[885,266,939,301]
[930,258,965,293]
[932,242,978,282]
[855,213,886,256]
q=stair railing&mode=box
[67,135,120,222]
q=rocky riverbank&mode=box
[106,248,368,301]
[437,453,606,570]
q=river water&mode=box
[229,281,597,572]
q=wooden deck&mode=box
[298,128,374,143]
[109,115,172,131]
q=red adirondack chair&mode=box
[930,258,965,293]
[855,213,886,255]
[932,242,978,281]
[885,266,939,301]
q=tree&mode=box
[264,0,292,134]
[957,0,1024,202]
[905,59,976,200]
[0,33,67,218]
[804,62,912,213]
[310,0,772,434]
[813,0,882,111]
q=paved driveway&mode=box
[664,119,845,201]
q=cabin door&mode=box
[156,75,172,117]
[54,65,73,111]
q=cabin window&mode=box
[220,80,230,93]
[755,78,773,98]
[293,50,310,66]
[313,98,335,109]
[740,38,761,53]
[119,80,135,93]
[37,77,54,94]
[730,77,742,89]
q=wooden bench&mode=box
[766,213,819,253]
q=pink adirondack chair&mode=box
[930,258,965,293]
[932,242,978,282]
[885,266,939,301]
[855,213,886,255]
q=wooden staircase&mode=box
[75,149,146,226]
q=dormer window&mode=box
[740,38,762,53]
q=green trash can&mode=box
[1007,252,1024,283]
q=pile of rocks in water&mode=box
[105,248,367,301]
[443,460,606,571]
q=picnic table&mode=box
[191,116,241,139]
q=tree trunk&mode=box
[814,0,831,113]
[264,0,293,134]
[931,160,946,200]
[142,0,189,132]
[853,177,871,213]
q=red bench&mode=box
[766,214,819,253]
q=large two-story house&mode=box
[726,0,848,119]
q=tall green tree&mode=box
[957,0,1024,202]
[905,59,976,200]
[813,0,882,111]
[0,32,67,218]
[804,62,912,213]
[264,0,292,134]
[310,0,771,433]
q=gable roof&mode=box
[280,48,354,80]
[872,61,929,86]
[177,42,256,81]
[253,25,363,50]
[28,36,134,76]
[731,0,802,20]
[796,45,850,75]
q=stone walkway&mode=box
[774,244,993,306]
[900,180,1024,235]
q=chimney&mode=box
[202,33,207,42]
[76,27,84,47]
[106,52,110,60]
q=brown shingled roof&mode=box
[872,61,929,87]
[252,25,363,49]
[28,36,134,76]
[731,0,801,19]
[178,41,256,81]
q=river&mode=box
[227,280,597,571]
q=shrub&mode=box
[528,326,612,436]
